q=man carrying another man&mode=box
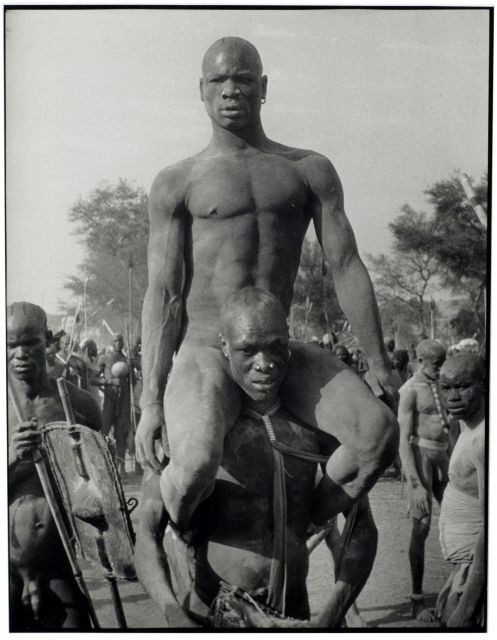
[135,36,398,543]
[136,288,378,627]
[436,353,485,628]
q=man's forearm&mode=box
[399,438,421,487]
[140,285,183,407]
[333,257,389,365]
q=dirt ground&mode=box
[84,473,449,629]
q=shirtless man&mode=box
[96,333,132,474]
[8,302,102,630]
[136,289,377,627]
[398,339,448,620]
[135,36,398,535]
[436,354,485,628]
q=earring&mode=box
[261,97,266,104]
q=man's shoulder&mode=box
[152,153,201,190]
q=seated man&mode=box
[398,339,449,621]
[436,353,485,628]
[135,288,377,627]
[8,302,102,630]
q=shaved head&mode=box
[441,353,485,384]
[7,301,47,335]
[417,339,446,360]
[220,287,287,337]
[202,37,263,77]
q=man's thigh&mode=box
[165,343,242,456]
[281,342,389,445]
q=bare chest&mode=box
[186,154,308,221]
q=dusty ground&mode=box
[84,473,449,629]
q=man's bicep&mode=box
[147,174,186,296]
[307,156,359,268]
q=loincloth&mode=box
[407,436,449,519]
[435,562,484,627]
[208,581,310,628]
[439,483,482,564]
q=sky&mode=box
[5,7,490,313]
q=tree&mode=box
[392,174,487,312]
[369,173,487,342]
[63,179,149,339]
[291,238,345,339]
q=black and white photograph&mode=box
[5,4,490,631]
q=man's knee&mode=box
[412,517,431,541]
[355,403,399,477]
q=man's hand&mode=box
[11,418,41,461]
[412,486,430,518]
[364,362,401,413]
[20,572,43,621]
[135,404,164,474]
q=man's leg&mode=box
[315,496,377,628]
[160,344,242,531]
[282,343,398,520]
[407,448,435,622]
[101,392,115,437]
[114,408,130,474]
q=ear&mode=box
[261,75,268,101]
[199,77,205,102]
[219,333,229,359]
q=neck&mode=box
[11,373,48,402]
[210,121,268,150]
[461,399,485,430]
[244,394,280,416]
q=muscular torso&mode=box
[401,371,449,442]
[180,146,314,345]
[186,404,332,616]
[448,421,484,499]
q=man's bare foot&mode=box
[411,594,436,622]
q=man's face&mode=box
[439,365,483,420]
[88,344,98,358]
[334,347,351,365]
[221,309,289,407]
[8,323,47,383]
[419,352,446,380]
[200,46,267,132]
[59,335,70,355]
[113,336,124,353]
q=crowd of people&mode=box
[7,35,486,630]
[44,326,142,475]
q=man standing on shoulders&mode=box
[436,353,485,628]
[398,339,449,621]
[135,36,398,538]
